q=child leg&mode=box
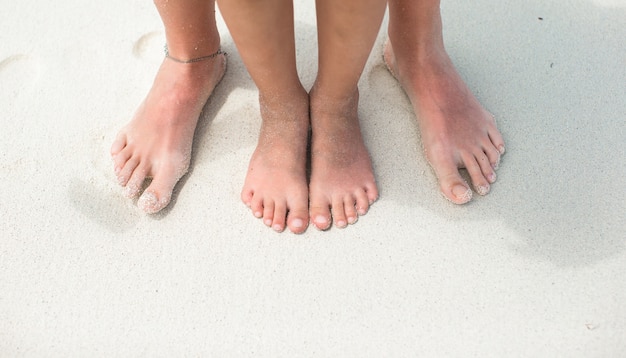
[308,0,386,230]
[385,0,505,204]
[111,0,226,213]
[217,0,310,233]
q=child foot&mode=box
[308,89,379,230]
[240,91,310,234]
[383,40,505,204]
[111,52,226,213]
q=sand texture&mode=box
[1,0,625,356]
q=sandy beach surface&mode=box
[1,0,625,356]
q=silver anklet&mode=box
[164,44,226,63]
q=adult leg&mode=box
[308,0,386,230]
[217,0,310,233]
[385,0,505,204]
[111,0,226,213]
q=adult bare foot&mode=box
[383,40,505,204]
[111,51,226,213]
[308,89,379,230]
[240,92,310,234]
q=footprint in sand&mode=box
[367,61,414,114]
[132,31,165,62]
[0,54,41,102]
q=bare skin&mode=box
[218,0,310,233]
[308,89,378,230]
[240,92,311,233]
[386,0,505,204]
[307,0,385,230]
[111,0,225,213]
[219,0,385,231]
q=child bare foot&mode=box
[111,52,226,213]
[240,92,310,234]
[383,40,505,204]
[308,89,379,230]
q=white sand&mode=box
[1,0,625,356]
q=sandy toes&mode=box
[240,92,311,234]
[111,52,226,213]
[308,89,378,230]
[383,39,505,204]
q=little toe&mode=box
[354,189,370,216]
[365,183,379,205]
[331,197,348,229]
[241,189,253,208]
[488,129,506,155]
[110,133,127,155]
[249,195,264,219]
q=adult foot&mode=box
[308,88,379,230]
[240,91,310,234]
[383,40,505,204]
[111,51,226,213]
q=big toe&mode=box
[435,165,473,205]
[309,197,332,231]
[137,167,184,214]
[287,208,309,234]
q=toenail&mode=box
[498,145,506,154]
[264,219,272,226]
[254,211,262,218]
[315,215,328,225]
[348,216,358,224]
[336,220,347,228]
[272,224,283,232]
[488,172,497,183]
[357,207,367,215]
[452,184,472,201]
[291,218,304,229]
[476,184,490,196]
[114,166,121,175]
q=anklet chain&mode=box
[164,44,226,64]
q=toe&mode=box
[287,211,308,234]
[250,194,264,219]
[365,182,379,205]
[354,189,370,216]
[262,200,275,227]
[462,152,490,196]
[110,133,127,156]
[123,163,148,198]
[241,189,253,208]
[488,127,506,155]
[271,202,287,232]
[331,197,348,229]
[483,144,501,171]
[430,156,473,204]
[116,157,139,187]
[476,150,497,184]
[136,166,180,214]
[344,195,358,225]
[309,195,332,231]
[286,198,309,234]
